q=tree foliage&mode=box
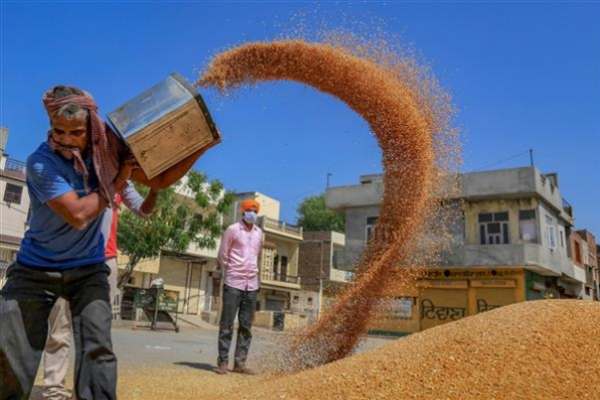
[297,194,345,233]
[117,171,234,287]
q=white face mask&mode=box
[243,211,258,224]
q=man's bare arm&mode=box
[47,158,136,230]
[47,191,108,230]
[140,189,159,215]
[130,147,207,190]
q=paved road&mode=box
[113,323,395,370]
[30,323,398,398]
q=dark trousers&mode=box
[0,262,116,400]
[217,285,257,366]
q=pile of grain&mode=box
[199,39,458,370]
[117,301,600,399]
[227,300,600,400]
[116,368,259,400]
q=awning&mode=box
[161,250,210,264]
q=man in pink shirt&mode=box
[215,198,263,374]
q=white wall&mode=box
[537,202,568,259]
[0,178,30,239]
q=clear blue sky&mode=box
[1,2,599,234]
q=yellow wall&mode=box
[253,310,310,331]
[419,284,469,331]
[464,198,539,245]
[119,254,208,315]
[367,298,421,334]
[127,270,149,288]
[158,257,188,313]
[289,245,299,276]
[284,313,310,330]
[254,311,273,328]
[254,193,281,221]
[266,235,300,277]
[367,268,526,334]
[117,253,160,274]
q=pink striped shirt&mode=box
[217,221,263,291]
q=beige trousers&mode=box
[42,297,72,400]
[106,258,120,319]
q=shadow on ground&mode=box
[174,361,217,372]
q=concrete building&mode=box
[0,128,30,287]
[598,244,600,297]
[326,166,588,334]
[224,192,305,329]
[574,230,599,300]
[325,173,384,271]
[296,231,353,321]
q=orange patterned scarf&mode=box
[43,89,124,206]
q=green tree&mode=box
[297,194,345,233]
[117,171,234,288]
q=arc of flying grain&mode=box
[199,40,435,368]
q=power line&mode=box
[468,150,532,172]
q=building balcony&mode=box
[442,243,574,277]
[325,176,384,210]
[0,158,26,181]
[562,198,573,218]
[261,271,301,289]
[5,158,25,172]
[567,264,586,285]
[258,216,303,240]
[459,167,573,224]
[585,268,595,286]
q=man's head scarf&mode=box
[43,88,122,206]
[240,198,260,212]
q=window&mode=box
[545,215,557,250]
[365,216,378,242]
[280,256,288,277]
[519,209,537,243]
[390,297,413,319]
[3,183,23,204]
[0,248,17,262]
[479,212,509,245]
[574,241,582,264]
[559,230,565,248]
[548,226,557,249]
[261,247,276,272]
[332,248,341,269]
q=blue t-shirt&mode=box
[17,142,106,269]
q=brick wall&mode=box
[298,232,332,291]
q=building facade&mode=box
[0,128,30,287]
[297,231,353,320]
[326,167,591,335]
[574,230,599,300]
